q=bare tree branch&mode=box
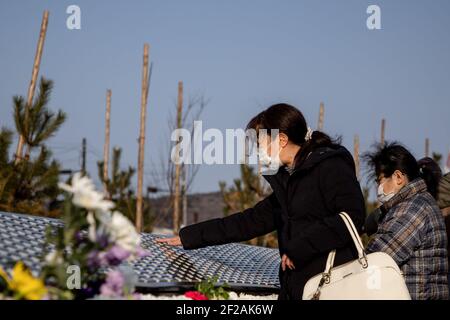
[149,93,209,228]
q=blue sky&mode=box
[1,0,449,195]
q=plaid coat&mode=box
[367,178,449,300]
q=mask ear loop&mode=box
[270,132,283,160]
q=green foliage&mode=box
[40,179,144,300]
[219,164,270,215]
[0,77,66,217]
[219,164,277,248]
[97,147,155,232]
[14,78,66,158]
[40,196,92,299]
[40,194,112,300]
[432,152,442,167]
[0,145,61,216]
[195,275,230,300]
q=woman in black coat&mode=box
[157,103,366,300]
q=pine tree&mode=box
[97,147,155,232]
[0,129,13,201]
[14,78,66,160]
[432,152,443,167]
[219,164,277,248]
[0,77,66,217]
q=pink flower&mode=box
[136,247,150,258]
[100,270,125,297]
[103,245,131,266]
[184,291,208,300]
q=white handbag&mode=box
[302,212,411,300]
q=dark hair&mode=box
[363,142,420,183]
[363,142,440,197]
[417,157,443,199]
[246,103,340,167]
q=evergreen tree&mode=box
[432,152,443,167]
[0,77,66,217]
[97,147,155,232]
[219,164,277,248]
[14,78,66,160]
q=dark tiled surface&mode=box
[0,212,280,292]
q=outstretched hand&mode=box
[155,236,182,246]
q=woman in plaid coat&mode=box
[364,143,449,300]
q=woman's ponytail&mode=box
[418,157,443,199]
[293,130,341,168]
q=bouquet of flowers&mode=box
[0,173,234,300]
[40,172,149,299]
[0,173,148,300]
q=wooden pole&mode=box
[81,138,86,175]
[380,118,386,146]
[317,102,325,131]
[173,81,183,233]
[181,164,188,227]
[103,89,112,195]
[15,10,49,164]
[136,44,150,232]
[425,138,430,158]
[354,135,360,181]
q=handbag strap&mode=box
[323,250,336,277]
[322,212,368,274]
[312,213,368,300]
[339,212,367,264]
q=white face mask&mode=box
[258,140,282,171]
[377,182,396,204]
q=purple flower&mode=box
[78,279,103,299]
[100,270,125,298]
[103,245,131,266]
[87,250,102,269]
[74,231,85,243]
[96,234,110,249]
[136,247,150,259]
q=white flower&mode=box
[108,211,140,252]
[58,172,94,193]
[86,212,96,241]
[58,172,114,212]
[44,250,64,266]
[87,210,112,242]
[59,173,140,255]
